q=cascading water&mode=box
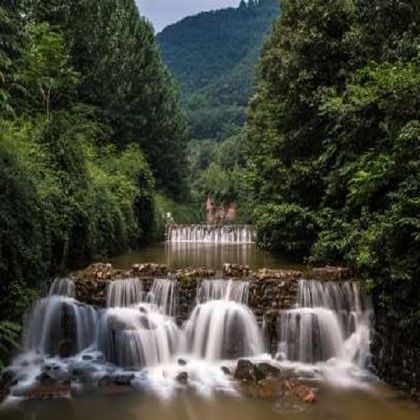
[23,278,97,356]
[147,278,178,316]
[106,277,143,307]
[185,279,264,361]
[166,224,255,243]
[96,304,180,368]
[278,280,373,368]
[98,278,181,368]
[197,279,249,304]
[6,274,374,402]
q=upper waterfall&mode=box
[166,224,256,243]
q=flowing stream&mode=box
[1,240,419,420]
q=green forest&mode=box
[0,0,190,329]
[246,0,420,330]
[158,0,279,214]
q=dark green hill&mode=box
[157,0,279,139]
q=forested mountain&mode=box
[246,0,420,334]
[0,0,188,325]
[157,0,279,139]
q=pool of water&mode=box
[109,243,305,271]
[1,384,419,420]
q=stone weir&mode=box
[72,262,352,353]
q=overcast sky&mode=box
[137,0,239,33]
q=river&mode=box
[1,229,419,420]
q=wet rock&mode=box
[223,263,250,278]
[177,358,187,366]
[1,367,17,383]
[310,266,351,281]
[58,340,74,358]
[234,359,265,383]
[22,382,71,399]
[221,366,230,376]
[176,371,189,384]
[98,375,112,387]
[36,372,57,386]
[238,377,316,403]
[113,373,135,386]
[256,362,281,378]
[284,379,316,403]
[82,354,94,361]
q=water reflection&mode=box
[110,243,304,271]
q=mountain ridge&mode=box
[157,0,279,139]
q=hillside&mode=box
[157,0,279,139]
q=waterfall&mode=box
[278,280,372,367]
[166,224,255,243]
[49,278,76,297]
[147,278,178,316]
[107,278,143,307]
[185,300,264,361]
[96,304,181,369]
[9,274,374,400]
[96,278,181,368]
[184,279,263,361]
[23,279,97,356]
[197,279,249,304]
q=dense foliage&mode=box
[247,0,420,326]
[0,0,188,332]
[188,129,253,222]
[158,0,279,139]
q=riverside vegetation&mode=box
[0,0,190,359]
[246,0,420,343]
[0,0,420,404]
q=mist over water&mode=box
[1,235,418,420]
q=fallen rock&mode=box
[256,362,281,378]
[237,377,316,403]
[221,366,231,376]
[113,373,135,386]
[176,371,189,385]
[234,359,265,383]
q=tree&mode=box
[20,22,78,118]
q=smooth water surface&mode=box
[1,385,419,420]
[110,243,305,271]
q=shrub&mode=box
[254,204,317,256]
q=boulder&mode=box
[256,362,281,378]
[221,366,231,376]
[176,371,189,385]
[113,373,135,386]
[234,359,265,383]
